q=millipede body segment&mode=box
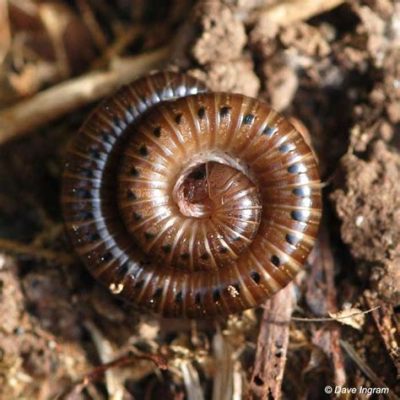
[62,71,322,318]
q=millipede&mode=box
[61,71,322,318]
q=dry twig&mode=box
[66,321,168,398]
[0,238,75,265]
[67,351,168,398]
[291,306,380,323]
[212,330,241,400]
[307,229,347,388]
[0,47,169,144]
[181,361,205,400]
[249,284,296,399]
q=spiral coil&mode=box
[62,71,321,318]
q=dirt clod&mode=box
[332,141,400,263]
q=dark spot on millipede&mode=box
[271,255,281,267]
[219,246,228,254]
[220,106,231,117]
[116,261,129,276]
[80,168,95,178]
[133,212,142,221]
[288,164,306,174]
[197,107,205,119]
[89,148,101,160]
[112,116,121,127]
[134,279,144,289]
[213,289,221,302]
[127,105,135,116]
[200,253,209,260]
[162,244,172,254]
[288,164,300,174]
[278,143,291,153]
[153,287,162,299]
[175,113,183,124]
[242,114,255,125]
[181,253,190,260]
[233,283,241,293]
[262,126,277,137]
[139,144,148,156]
[286,233,299,246]
[89,232,100,242]
[74,188,92,199]
[291,210,308,222]
[175,291,183,303]
[130,167,140,177]
[251,271,261,284]
[127,190,136,200]
[292,187,308,197]
[195,292,202,305]
[102,132,113,143]
[101,252,113,263]
[153,127,161,137]
[233,236,241,241]
[144,232,155,240]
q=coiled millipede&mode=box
[62,71,322,318]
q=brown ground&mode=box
[0,0,399,399]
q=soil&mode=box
[0,0,399,399]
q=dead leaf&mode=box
[328,307,365,330]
